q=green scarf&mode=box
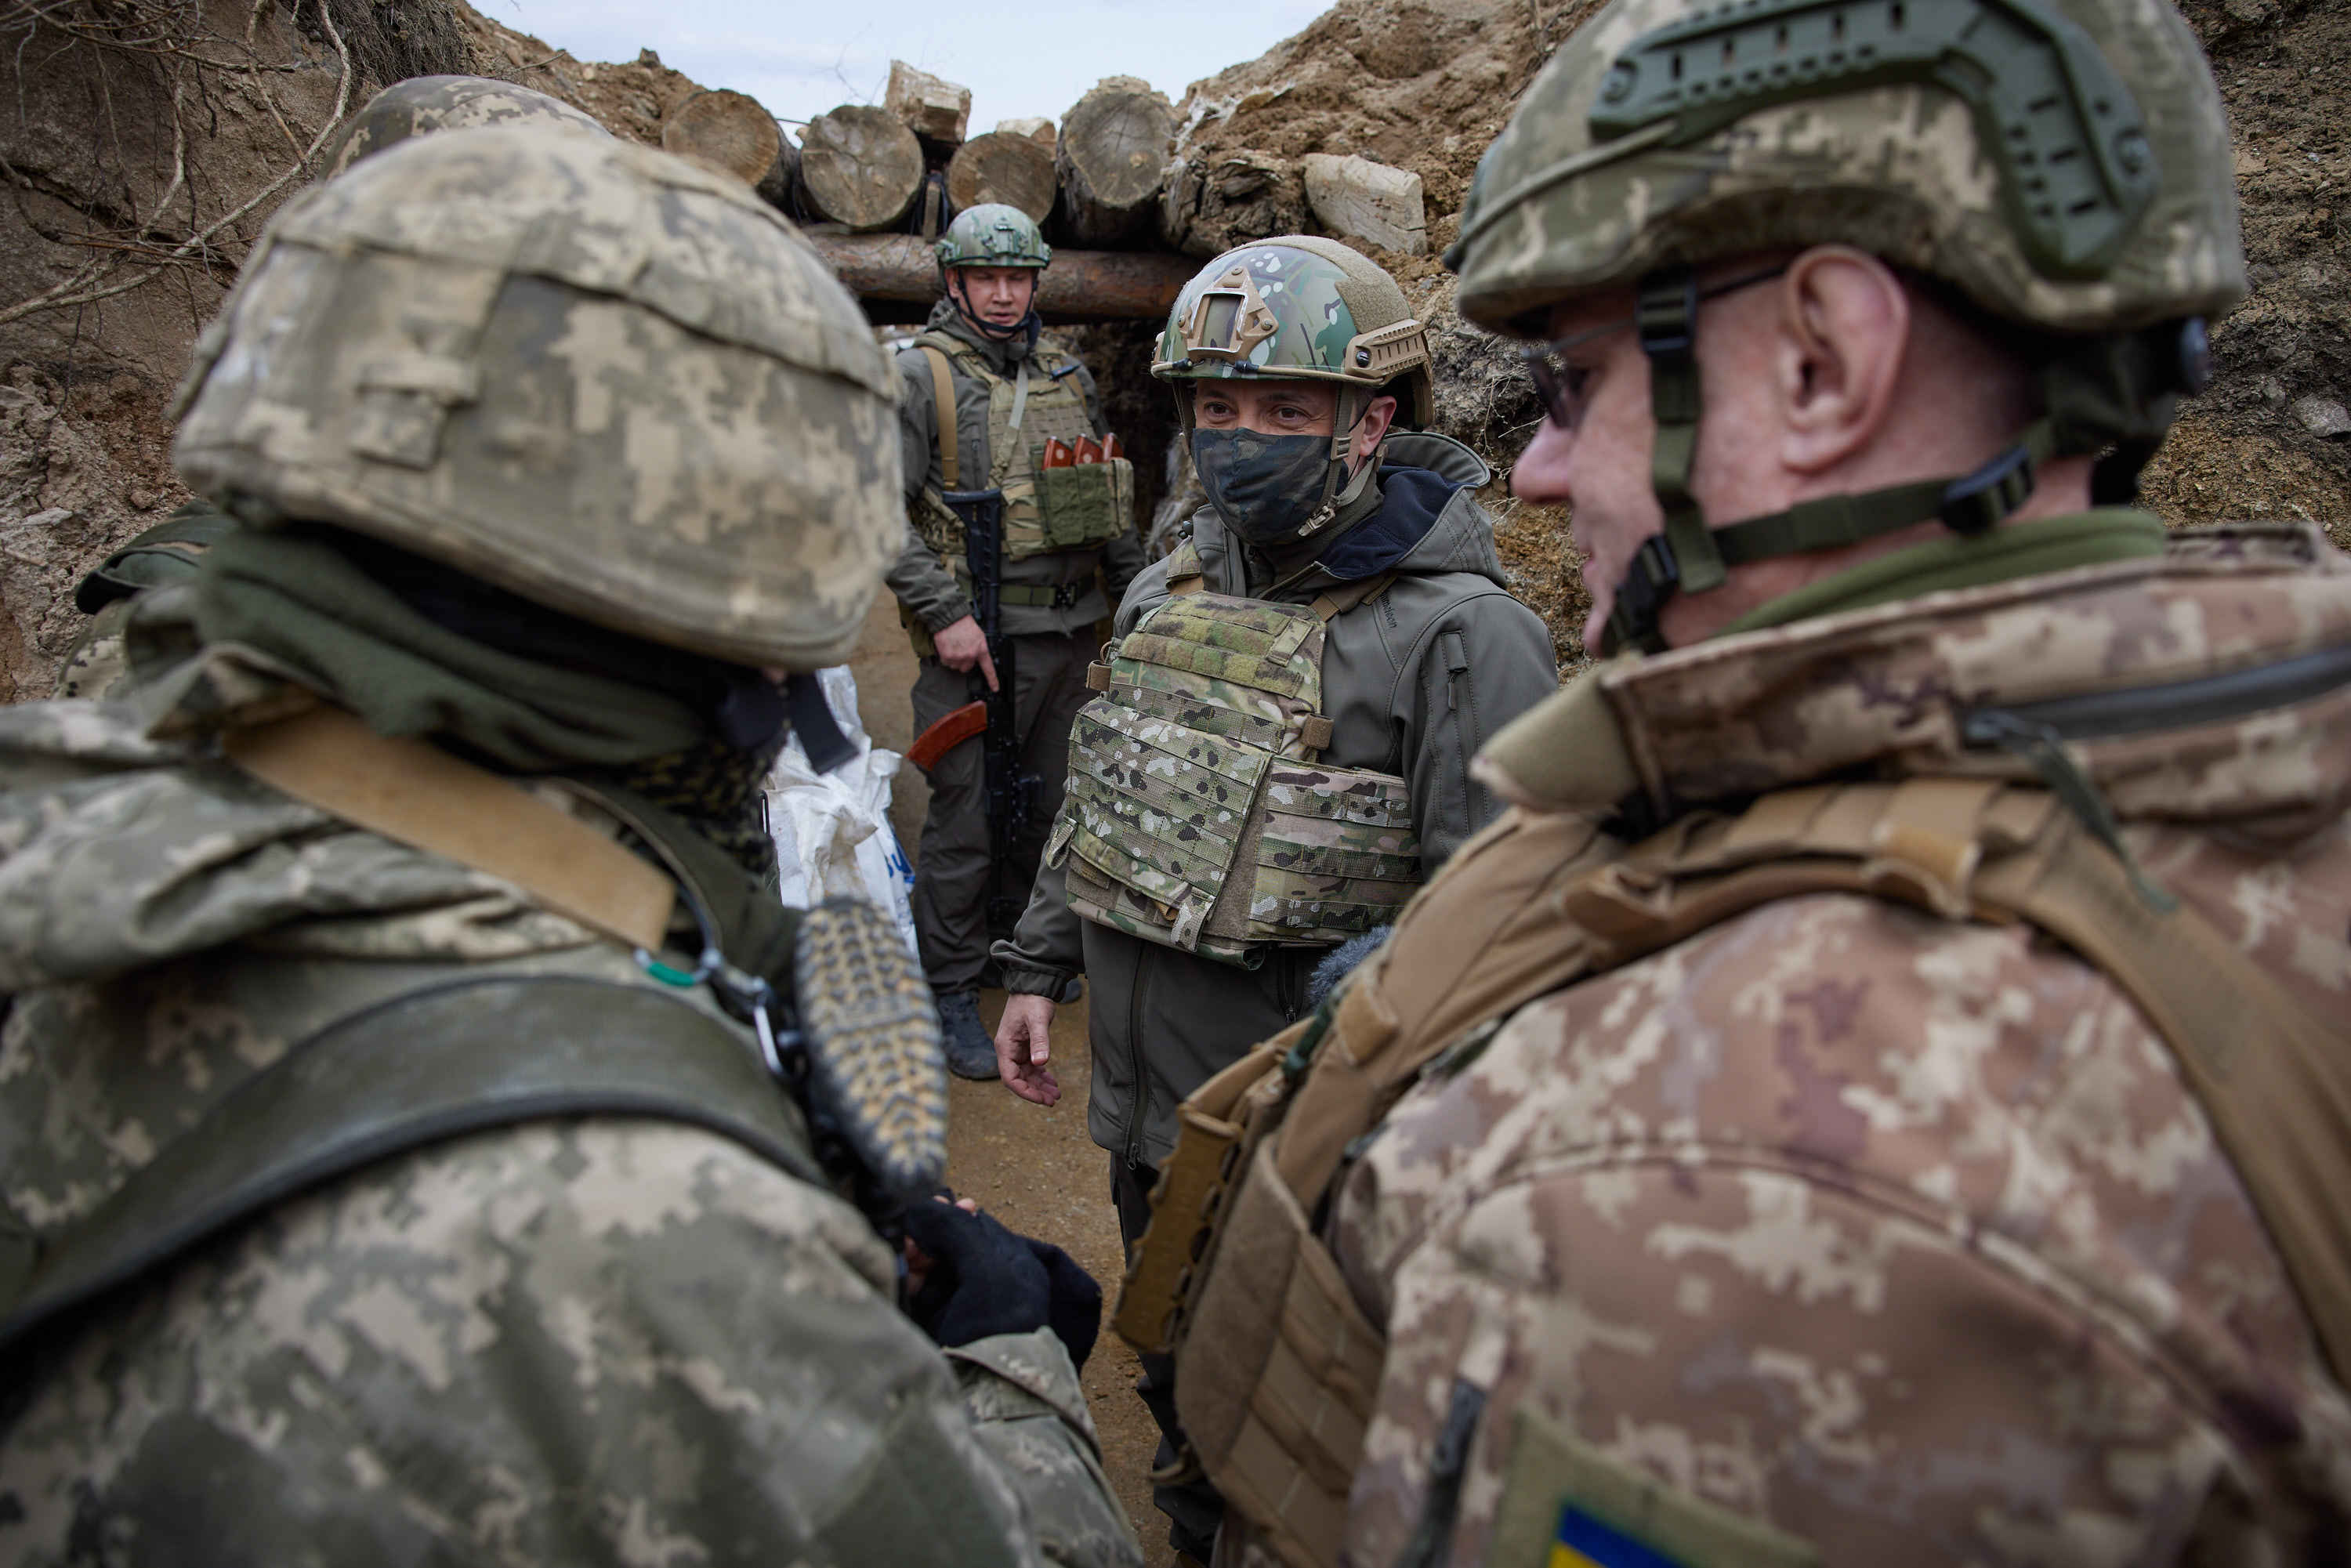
[1719,509,2168,636]
[184,527,782,882]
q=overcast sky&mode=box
[494,1,1331,139]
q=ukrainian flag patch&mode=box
[1550,1504,1685,1568]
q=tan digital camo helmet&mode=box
[173,125,901,670]
[1447,0,2245,654]
[1449,0,2245,335]
[321,75,610,177]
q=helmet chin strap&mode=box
[1600,266,2205,658]
[1291,386,1372,541]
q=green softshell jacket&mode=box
[0,683,1139,1568]
[994,433,1559,1171]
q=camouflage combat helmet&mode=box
[1151,237,1435,426]
[935,203,1052,270]
[1448,0,2244,656]
[172,125,900,670]
[321,75,608,178]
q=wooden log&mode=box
[886,60,971,147]
[1055,77,1175,248]
[661,89,783,189]
[1160,148,1306,259]
[994,116,1056,150]
[803,234,1193,322]
[946,132,1058,224]
[755,136,799,213]
[798,106,926,232]
[1302,153,1428,256]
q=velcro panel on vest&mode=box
[1175,1139,1382,1568]
[1115,592,1326,708]
[1239,763,1421,946]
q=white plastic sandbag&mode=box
[763,665,918,957]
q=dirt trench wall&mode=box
[0,0,486,701]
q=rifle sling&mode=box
[0,975,822,1363]
[223,705,677,954]
[923,344,960,490]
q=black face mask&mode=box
[1190,426,1341,545]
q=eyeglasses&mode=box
[1520,264,1789,432]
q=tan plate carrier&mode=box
[1112,775,2351,1568]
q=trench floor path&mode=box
[848,597,1179,1567]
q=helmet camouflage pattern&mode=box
[1448,0,2245,336]
[935,203,1051,269]
[172,125,900,670]
[321,75,609,178]
[1152,237,1436,426]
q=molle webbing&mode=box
[1143,777,2350,1568]
[1056,585,1419,965]
[0,976,820,1364]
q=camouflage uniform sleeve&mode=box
[947,1331,1140,1567]
[889,347,973,633]
[1331,893,2350,1567]
[0,1120,1139,1567]
[1399,589,1557,866]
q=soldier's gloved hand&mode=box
[901,1197,1102,1370]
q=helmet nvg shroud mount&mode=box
[1449,0,2243,656]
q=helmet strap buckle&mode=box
[1936,440,2038,536]
[1601,533,1680,657]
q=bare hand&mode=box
[995,994,1060,1106]
[932,615,998,692]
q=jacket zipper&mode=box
[1124,943,1152,1171]
[1960,642,2351,743]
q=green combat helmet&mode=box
[172,124,901,670]
[321,74,608,177]
[1448,0,2244,654]
[935,203,1050,340]
[1151,237,1435,538]
[935,201,1052,270]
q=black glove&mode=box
[901,1198,1103,1371]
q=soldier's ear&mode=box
[1773,245,1908,477]
[1351,394,1399,465]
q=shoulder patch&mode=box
[1488,1404,1819,1568]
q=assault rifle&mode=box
[919,486,1038,938]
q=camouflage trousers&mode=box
[910,630,1095,994]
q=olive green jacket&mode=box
[0,679,1139,1567]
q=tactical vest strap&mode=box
[922,344,960,490]
[0,976,822,1363]
[1146,777,2351,1566]
[1310,572,1397,622]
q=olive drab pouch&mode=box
[912,335,1127,563]
[1048,571,1422,966]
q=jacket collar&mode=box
[1477,524,2351,837]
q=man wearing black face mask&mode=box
[986,237,1557,1561]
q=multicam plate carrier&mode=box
[1049,556,1422,966]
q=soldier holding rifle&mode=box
[891,205,1145,1077]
